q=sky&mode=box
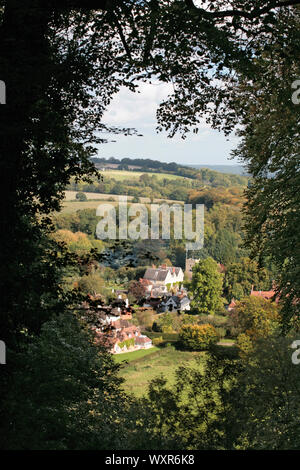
[98,81,240,166]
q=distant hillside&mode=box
[186,164,249,176]
[69,157,249,204]
[90,157,250,181]
[90,157,179,173]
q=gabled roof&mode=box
[144,268,169,281]
[162,295,190,308]
[144,266,183,282]
[166,267,182,276]
[179,296,190,306]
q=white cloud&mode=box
[98,79,240,166]
[102,81,174,127]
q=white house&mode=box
[143,265,184,289]
[160,295,191,312]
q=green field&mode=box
[114,346,160,364]
[102,170,187,182]
[117,346,206,398]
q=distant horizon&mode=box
[91,156,248,175]
[92,155,245,167]
[92,155,243,166]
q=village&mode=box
[81,259,277,355]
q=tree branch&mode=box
[50,0,110,9]
[143,0,159,64]
[184,0,300,20]
[110,11,133,61]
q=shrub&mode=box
[162,332,179,342]
[198,314,228,328]
[152,336,164,346]
[236,333,255,359]
[145,331,164,339]
[135,309,155,329]
[118,338,135,350]
[76,191,87,201]
[215,327,226,339]
[179,324,218,350]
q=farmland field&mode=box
[102,170,188,182]
[60,200,109,213]
[63,191,123,201]
[117,346,206,398]
[61,190,184,213]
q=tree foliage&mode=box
[187,257,224,314]
[179,323,219,350]
[229,296,280,343]
[142,332,300,450]
[224,257,272,301]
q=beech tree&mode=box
[230,9,300,329]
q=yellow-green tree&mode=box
[230,296,280,357]
[187,257,224,315]
[179,324,218,350]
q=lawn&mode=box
[117,346,206,398]
[114,346,160,364]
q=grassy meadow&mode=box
[102,170,187,182]
[114,346,160,364]
[117,346,206,398]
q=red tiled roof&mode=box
[135,336,152,345]
[228,298,237,309]
[218,263,226,273]
[250,289,277,301]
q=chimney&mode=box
[161,264,166,269]
[173,267,175,273]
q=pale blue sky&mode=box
[99,82,240,165]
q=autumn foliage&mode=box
[179,324,218,351]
